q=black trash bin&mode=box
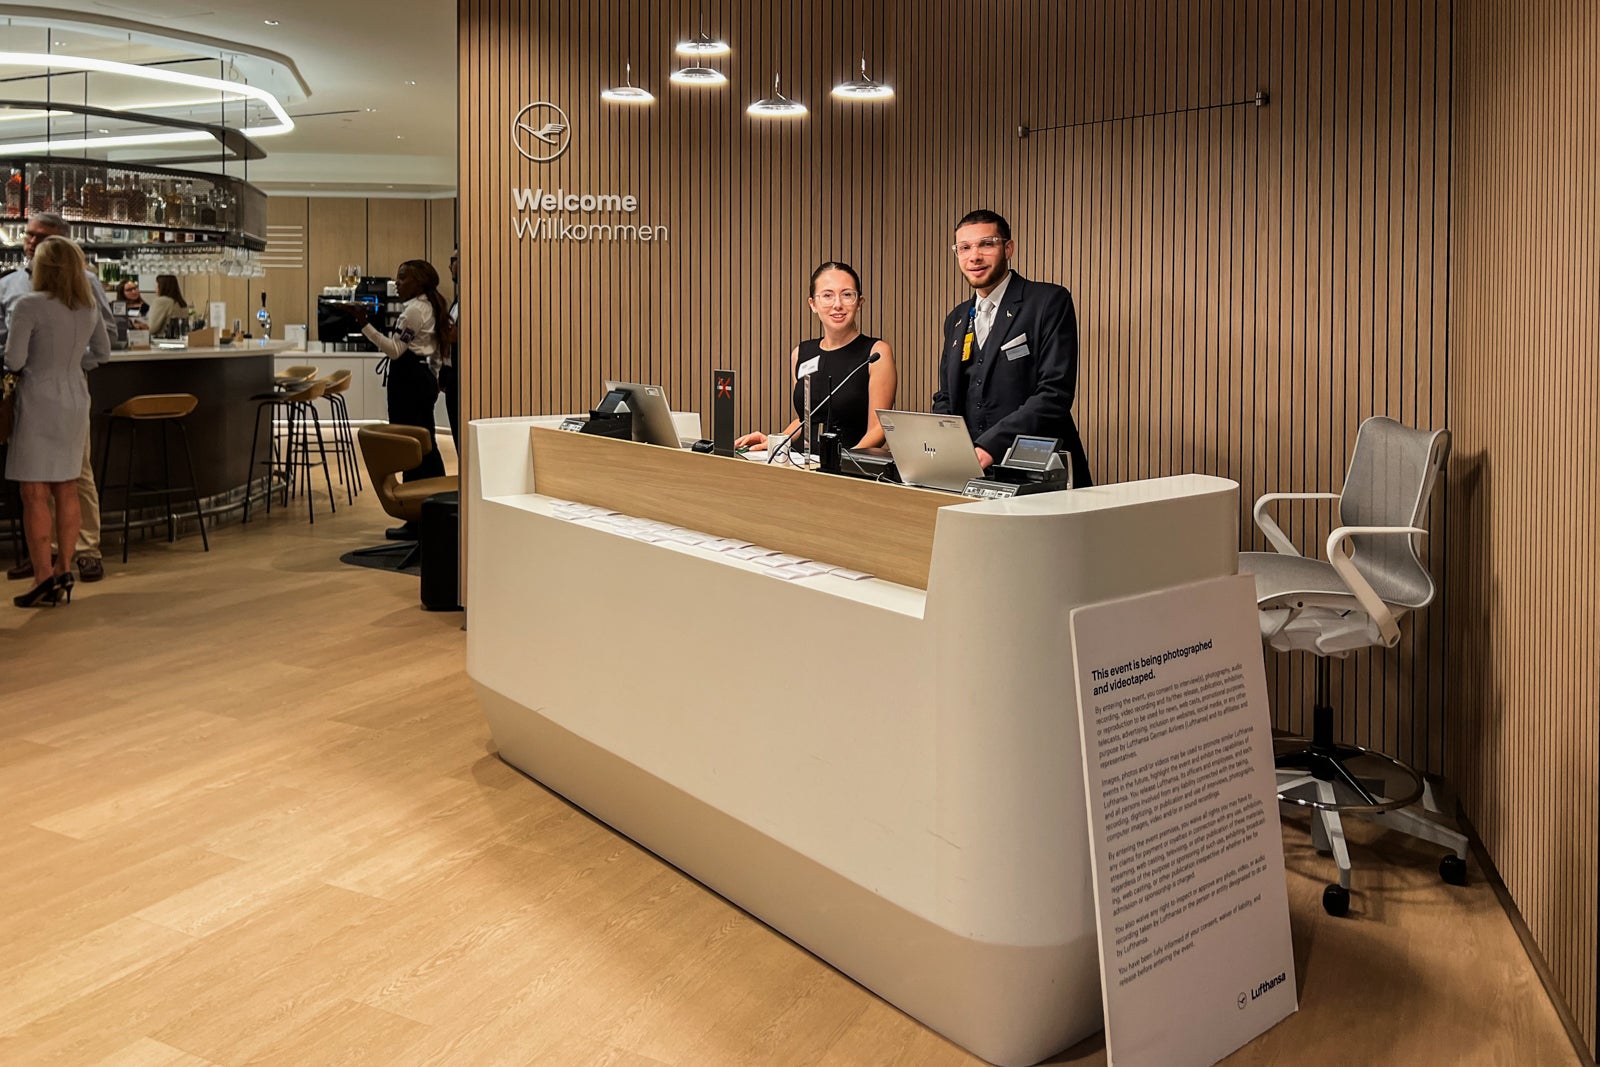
[419,490,461,611]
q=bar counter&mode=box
[90,341,303,510]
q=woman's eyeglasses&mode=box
[812,290,860,306]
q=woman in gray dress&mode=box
[5,236,111,607]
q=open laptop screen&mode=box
[876,410,984,492]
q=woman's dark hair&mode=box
[809,260,862,297]
[399,259,450,347]
[117,278,141,301]
[155,274,187,306]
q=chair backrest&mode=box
[279,364,319,381]
[1339,416,1451,609]
[358,424,429,520]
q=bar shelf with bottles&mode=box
[0,156,266,265]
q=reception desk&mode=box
[467,415,1240,1066]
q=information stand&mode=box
[1070,574,1297,1067]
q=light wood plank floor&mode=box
[0,452,1582,1066]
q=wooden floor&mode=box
[0,449,1582,1067]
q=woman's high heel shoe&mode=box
[54,572,74,604]
[13,577,59,608]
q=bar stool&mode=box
[96,392,210,563]
[274,364,319,391]
[317,370,361,503]
[244,379,337,524]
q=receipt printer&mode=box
[579,388,634,440]
[964,435,1073,499]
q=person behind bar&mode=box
[4,236,112,607]
[933,208,1091,486]
[440,248,460,452]
[146,274,190,337]
[116,278,149,317]
[351,259,448,537]
[0,211,115,584]
[735,260,896,455]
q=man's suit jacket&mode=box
[932,272,1092,487]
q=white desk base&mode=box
[468,416,1239,1066]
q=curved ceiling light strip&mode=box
[0,50,294,154]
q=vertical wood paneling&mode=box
[459,0,1454,774]
[1449,0,1600,1053]
[460,6,1600,1049]
[365,198,429,281]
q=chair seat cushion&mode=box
[1239,551,1359,608]
[390,476,459,519]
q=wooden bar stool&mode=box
[274,364,319,391]
[244,379,337,524]
[317,370,361,503]
[96,392,210,563]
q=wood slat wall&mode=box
[1447,0,1600,1054]
[459,0,1600,1049]
[459,0,1452,769]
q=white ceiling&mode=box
[0,1,458,194]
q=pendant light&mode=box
[675,29,730,58]
[669,61,727,87]
[601,61,654,104]
[831,57,893,101]
[747,72,806,119]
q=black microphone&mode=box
[770,352,880,465]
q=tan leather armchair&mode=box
[351,424,457,567]
[358,424,457,525]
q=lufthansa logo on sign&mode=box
[512,101,571,163]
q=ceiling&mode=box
[0,1,458,195]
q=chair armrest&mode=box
[1325,525,1427,647]
[1252,492,1342,557]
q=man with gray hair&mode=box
[1,211,116,582]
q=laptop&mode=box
[876,410,984,492]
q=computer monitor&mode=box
[602,380,683,448]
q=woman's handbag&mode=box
[0,370,18,446]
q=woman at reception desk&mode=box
[734,261,896,453]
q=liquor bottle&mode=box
[5,168,22,216]
[29,168,53,213]
[256,293,271,340]
[144,181,165,226]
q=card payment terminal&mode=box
[963,435,1073,498]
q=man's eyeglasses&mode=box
[951,236,1007,257]
[812,290,859,306]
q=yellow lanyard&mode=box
[961,305,976,363]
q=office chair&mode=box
[352,424,457,569]
[1240,416,1468,917]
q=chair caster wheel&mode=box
[1322,884,1350,917]
[1440,854,1468,886]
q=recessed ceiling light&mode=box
[364,107,378,112]
[263,19,279,26]
[395,134,405,140]
[385,184,394,189]
[96,127,109,133]
[404,80,416,86]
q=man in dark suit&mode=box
[932,209,1092,487]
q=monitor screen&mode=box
[602,380,681,448]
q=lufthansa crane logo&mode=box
[512,102,571,163]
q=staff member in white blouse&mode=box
[350,259,450,485]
